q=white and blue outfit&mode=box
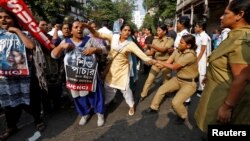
[59,37,106,116]
[64,36,105,116]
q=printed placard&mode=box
[65,64,97,91]
[0,31,29,76]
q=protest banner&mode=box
[0,0,54,50]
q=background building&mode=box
[131,0,145,29]
[176,0,227,34]
[69,0,90,21]
[132,11,145,29]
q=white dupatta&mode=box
[111,34,130,51]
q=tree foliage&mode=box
[142,0,176,32]
[113,0,135,21]
[85,0,117,24]
[142,14,156,33]
[24,0,135,29]
[84,0,135,28]
[24,0,83,21]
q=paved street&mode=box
[0,73,204,141]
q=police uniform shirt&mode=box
[153,36,174,61]
[168,49,198,79]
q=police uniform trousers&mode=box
[141,65,171,98]
[150,77,196,119]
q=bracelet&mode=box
[224,100,234,108]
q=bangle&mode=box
[224,100,234,108]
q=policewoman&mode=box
[140,25,174,101]
[195,0,250,133]
[144,34,198,124]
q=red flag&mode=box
[0,0,54,50]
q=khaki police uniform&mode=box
[195,26,250,132]
[141,36,174,98]
[150,49,198,119]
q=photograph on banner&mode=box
[0,30,29,76]
[64,48,98,92]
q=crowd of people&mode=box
[0,0,250,140]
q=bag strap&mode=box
[112,50,121,60]
[112,41,130,60]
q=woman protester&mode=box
[88,23,155,116]
[51,20,106,127]
[0,8,45,141]
[195,0,250,133]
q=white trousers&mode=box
[104,83,134,108]
[198,75,205,91]
[198,56,207,91]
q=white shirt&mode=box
[174,29,189,48]
[195,31,211,56]
[195,31,211,75]
[48,28,63,38]
[221,28,231,41]
[98,26,113,35]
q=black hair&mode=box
[0,7,21,29]
[145,27,152,33]
[61,22,72,31]
[195,20,207,31]
[38,18,49,24]
[228,0,250,24]
[158,24,168,33]
[120,23,131,31]
[178,16,190,28]
[182,34,197,51]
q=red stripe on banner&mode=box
[0,69,29,76]
[66,81,93,91]
[0,0,54,50]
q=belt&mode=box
[177,77,195,82]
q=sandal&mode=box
[36,122,46,132]
[0,127,18,141]
[128,107,135,116]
